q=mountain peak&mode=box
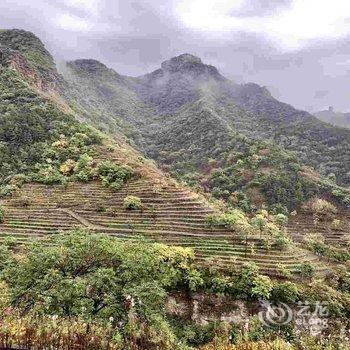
[160,53,222,79]
[0,29,52,59]
[68,59,109,74]
[161,53,202,69]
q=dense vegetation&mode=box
[0,29,349,349]
[0,230,349,349]
[62,52,350,212]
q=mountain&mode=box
[0,28,349,242]
[0,29,350,349]
[0,29,324,279]
[134,55,350,187]
[59,51,350,212]
[315,107,350,129]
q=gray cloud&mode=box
[0,0,349,111]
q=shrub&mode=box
[251,275,273,299]
[330,219,343,231]
[296,263,315,279]
[309,198,337,220]
[205,209,251,232]
[270,203,289,216]
[251,214,268,234]
[274,213,288,226]
[98,161,133,190]
[74,154,94,182]
[34,167,68,185]
[181,322,216,346]
[0,206,5,223]
[9,174,28,187]
[0,229,195,349]
[0,185,16,198]
[273,230,292,250]
[59,159,76,175]
[277,264,292,279]
[271,281,299,303]
[123,195,142,210]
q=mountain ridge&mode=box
[1,28,349,211]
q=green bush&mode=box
[330,219,343,231]
[274,213,288,226]
[0,185,16,198]
[251,275,273,299]
[271,281,299,303]
[98,161,133,190]
[309,198,337,220]
[307,240,350,263]
[9,173,28,187]
[274,231,292,250]
[0,206,5,223]
[0,229,195,348]
[34,166,68,185]
[74,153,94,182]
[205,209,251,232]
[296,263,315,279]
[123,195,142,210]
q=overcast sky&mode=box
[1,0,350,112]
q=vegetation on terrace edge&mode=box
[0,230,349,349]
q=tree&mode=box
[1,229,196,349]
[251,275,273,300]
[251,214,267,239]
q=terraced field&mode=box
[287,213,350,246]
[0,176,331,276]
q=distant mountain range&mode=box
[314,107,350,129]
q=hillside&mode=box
[133,54,350,186]
[62,53,350,213]
[315,107,350,129]
[0,28,350,349]
[0,29,348,279]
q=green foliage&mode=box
[186,269,204,292]
[274,213,288,226]
[206,209,251,232]
[306,239,350,263]
[1,229,196,348]
[0,185,16,198]
[338,272,350,294]
[330,218,343,231]
[300,281,350,319]
[98,161,134,191]
[74,153,95,182]
[251,275,273,300]
[271,282,299,304]
[0,206,5,223]
[173,321,217,346]
[273,230,292,250]
[309,198,337,219]
[123,195,142,210]
[0,46,104,189]
[296,263,316,279]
